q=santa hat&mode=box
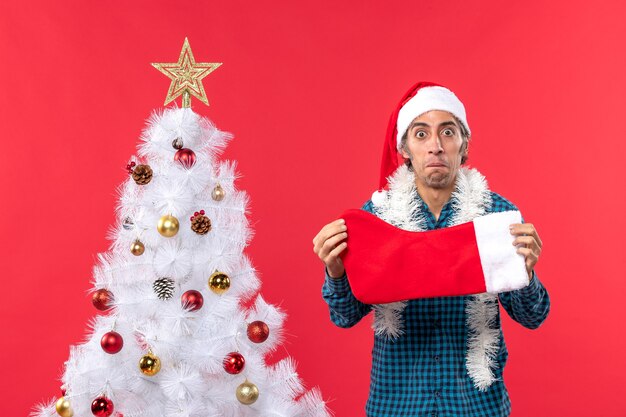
[372,82,470,205]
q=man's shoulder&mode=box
[489,191,519,213]
[361,199,375,213]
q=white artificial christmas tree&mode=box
[33,39,331,417]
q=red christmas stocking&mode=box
[339,209,529,304]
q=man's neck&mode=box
[415,179,456,221]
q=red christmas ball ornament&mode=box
[247,321,270,343]
[181,290,204,311]
[174,148,196,168]
[223,352,245,374]
[91,396,114,417]
[92,289,114,311]
[100,331,124,354]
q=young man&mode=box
[312,82,550,417]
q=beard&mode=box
[421,170,453,189]
[408,154,456,189]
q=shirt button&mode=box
[434,355,440,361]
[430,412,438,417]
[434,391,441,397]
[432,319,440,328]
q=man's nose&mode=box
[427,136,444,154]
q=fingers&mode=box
[509,222,543,248]
[317,231,348,260]
[516,246,538,259]
[312,219,347,254]
[516,246,539,271]
[312,219,345,246]
[512,235,542,255]
[324,240,348,265]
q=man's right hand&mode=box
[312,218,348,279]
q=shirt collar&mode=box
[414,189,457,229]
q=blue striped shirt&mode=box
[321,191,550,417]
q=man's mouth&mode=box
[426,162,448,168]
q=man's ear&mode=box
[459,140,469,164]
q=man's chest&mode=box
[396,296,491,338]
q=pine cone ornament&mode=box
[190,210,211,235]
[131,164,153,185]
[153,278,175,300]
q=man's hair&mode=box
[399,115,470,169]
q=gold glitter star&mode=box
[152,38,222,107]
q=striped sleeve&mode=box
[321,268,373,328]
[489,192,551,329]
[320,199,375,328]
[498,270,550,329]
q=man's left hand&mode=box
[509,223,543,281]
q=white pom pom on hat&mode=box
[371,189,388,206]
[371,82,470,205]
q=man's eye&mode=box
[416,131,427,138]
[442,128,454,136]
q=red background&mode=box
[1,1,624,416]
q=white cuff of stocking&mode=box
[473,210,530,293]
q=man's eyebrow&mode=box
[408,120,459,130]
[439,121,459,128]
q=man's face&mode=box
[400,110,466,190]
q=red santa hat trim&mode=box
[372,82,471,205]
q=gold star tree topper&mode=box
[152,38,222,107]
